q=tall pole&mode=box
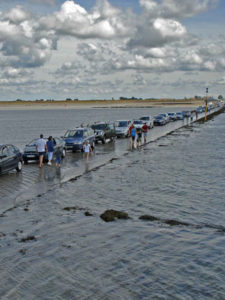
[205,87,208,121]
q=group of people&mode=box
[129,122,149,149]
[36,135,62,168]
[36,134,92,168]
[36,123,149,168]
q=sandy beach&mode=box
[0,99,204,110]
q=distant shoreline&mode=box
[0,99,204,110]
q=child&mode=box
[83,141,92,163]
[55,147,62,167]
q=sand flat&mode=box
[0,99,203,110]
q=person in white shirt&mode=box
[83,141,92,163]
[36,134,47,168]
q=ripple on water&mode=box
[1,109,225,299]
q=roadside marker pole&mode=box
[205,87,208,121]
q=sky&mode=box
[0,0,225,101]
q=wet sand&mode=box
[0,99,204,110]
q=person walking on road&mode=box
[36,134,47,168]
[55,147,62,168]
[130,126,136,149]
[136,127,142,148]
[83,140,92,163]
[46,136,54,165]
[142,122,148,144]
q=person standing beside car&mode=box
[36,134,47,168]
[136,127,142,148]
[47,136,54,165]
[130,125,136,149]
[142,122,148,144]
[83,140,92,163]
[55,147,62,168]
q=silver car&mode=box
[139,116,154,128]
[115,120,131,137]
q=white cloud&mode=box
[0,0,224,100]
[40,0,131,39]
[6,6,29,23]
[139,0,218,19]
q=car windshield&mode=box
[117,121,128,127]
[64,130,83,138]
[140,117,149,121]
[91,124,105,130]
[155,116,163,119]
[168,113,175,115]
[27,139,38,146]
[133,120,142,124]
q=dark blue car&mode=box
[63,127,95,152]
[0,144,23,174]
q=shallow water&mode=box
[0,108,225,299]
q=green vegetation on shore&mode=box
[0,98,207,107]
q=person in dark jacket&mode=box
[46,136,54,165]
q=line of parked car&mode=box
[0,103,222,174]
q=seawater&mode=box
[0,108,225,299]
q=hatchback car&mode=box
[153,115,166,126]
[63,127,95,152]
[158,113,170,123]
[91,122,116,144]
[139,116,154,128]
[0,144,23,174]
[176,112,184,120]
[133,119,145,129]
[115,120,131,138]
[168,112,177,121]
[23,137,66,163]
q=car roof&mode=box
[67,127,88,131]
[0,144,17,150]
[92,122,111,125]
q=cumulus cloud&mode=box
[127,17,188,49]
[139,0,218,19]
[0,5,57,68]
[0,0,223,100]
[40,0,131,39]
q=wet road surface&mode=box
[0,110,212,214]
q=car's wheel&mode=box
[23,158,28,164]
[16,160,22,172]
[62,148,66,158]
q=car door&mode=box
[8,145,19,169]
[90,128,95,143]
[0,146,14,173]
[107,123,114,138]
[83,130,88,144]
